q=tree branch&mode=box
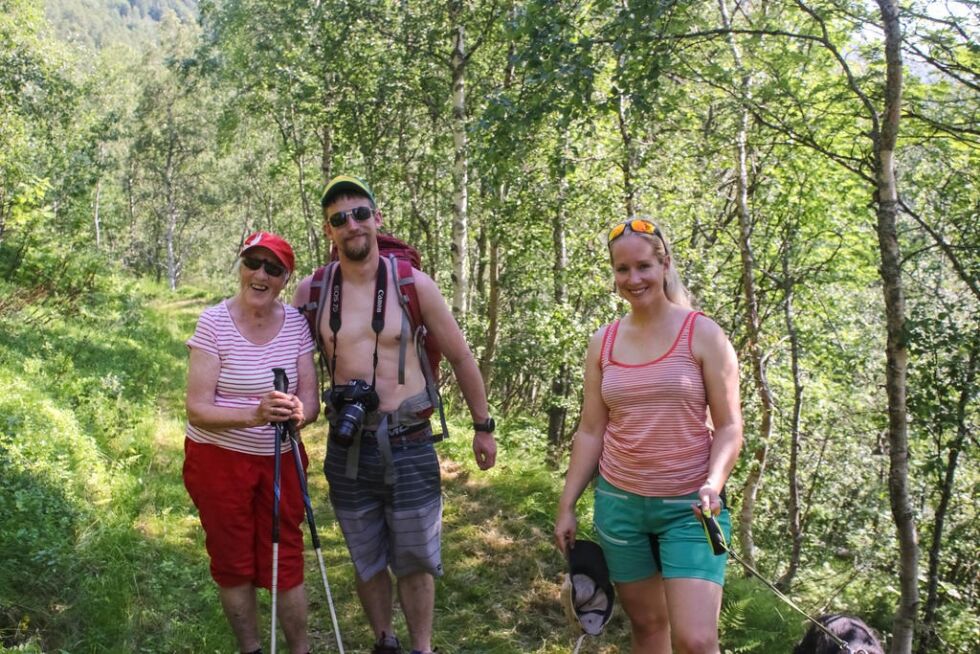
[902,40,980,92]
[904,110,980,145]
[795,0,881,140]
[898,197,980,304]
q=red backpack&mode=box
[302,233,447,438]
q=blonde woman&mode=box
[555,219,743,654]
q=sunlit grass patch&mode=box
[0,388,115,649]
[0,280,233,652]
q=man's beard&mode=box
[341,234,371,261]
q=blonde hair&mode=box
[608,219,694,309]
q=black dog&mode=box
[792,613,884,654]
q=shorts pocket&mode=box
[594,480,644,547]
[595,524,630,546]
[596,487,630,500]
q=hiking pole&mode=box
[269,370,291,654]
[272,367,346,654]
[697,509,854,653]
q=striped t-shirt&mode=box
[185,300,315,456]
[598,311,711,496]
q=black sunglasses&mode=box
[327,206,374,228]
[241,256,286,277]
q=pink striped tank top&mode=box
[598,311,711,496]
[185,300,315,456]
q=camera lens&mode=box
[327,379,379,446]
[334,402,367,444]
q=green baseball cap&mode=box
[320,175,376,208]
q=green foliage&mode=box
[44,0,198,50]
[0,278,228,651]
[2,0,978,651]
[719,577,800,653]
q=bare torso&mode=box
[321,260,427,412]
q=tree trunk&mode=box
[547,368,569,464]
[617,86,637,216]
[164,132,179,291]
[479,222,500,388]
[283,102,321,264]
[320,108,332,186]
[165,193,178,290]
[93,177,103,248]
[479,43,513,390]
[873,3,917,652]
[475,221,487,303]
[0,186,8,245]
[0,187,8,244]
[93,143,106,248]
[719,0,772,570]
[126,163,138,246]
[547,152,570,461]
[879,168,916,654]
[777,238,804,591]
[318,116,332,258]
[449,20,469,323]
[428,113,441,272]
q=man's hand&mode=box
[473,431,497,470]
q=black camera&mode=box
[327,379,380,445]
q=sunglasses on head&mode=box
[607,219,668,253]
[327,206,375,228]
[241,256,286,277]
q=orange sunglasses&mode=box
[607,219,668,253]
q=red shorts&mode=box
[183,438,309,590]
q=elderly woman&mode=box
[183,232,318,654]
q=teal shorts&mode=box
[593,476,731,585]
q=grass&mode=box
[0,278,894,653]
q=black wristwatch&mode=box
[472,416,496,433]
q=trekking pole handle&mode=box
[272,367,299,440]
[698,509,729,556]
[273,367,289,393]
[272,367,296,442]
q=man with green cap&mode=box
[294,175,497,654]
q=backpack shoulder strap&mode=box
[303,263,337,390]
[388,255,448,440]
[392,256,423,331]
[389,256,413,384]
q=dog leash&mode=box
[698,509,859,654]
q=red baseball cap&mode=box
[239,232,295,274]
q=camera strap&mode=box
[327,258,389,388]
